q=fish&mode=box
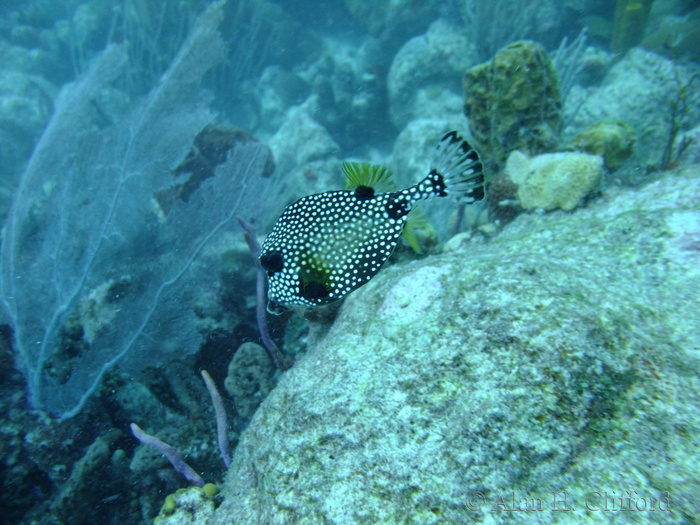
[259,131,485,314]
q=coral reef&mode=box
[641,11,700,60]
[157,124,276,214]
[0,71,53,156]
[463,40,561,172]
[254,65,310,132]
[484,171,523,225]
[458,0,566,62]
[0,69,54,222]
[296,43,388,151]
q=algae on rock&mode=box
[570,121,635,170]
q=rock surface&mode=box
[205,165,700,524]
[388,19,475,130]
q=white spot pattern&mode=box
[260,131,484,313]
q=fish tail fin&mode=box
[429,131,485,204]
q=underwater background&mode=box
[0,0,699,523]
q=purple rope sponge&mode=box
[201,370,232,468]
[130,423,204,487]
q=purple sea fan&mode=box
[0,2,275,419]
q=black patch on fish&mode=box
[442,130,460,144]
[468,179,485,201]
[354,185,375,200]
[427,169,447,196]
[463,147,480,162]
[385,197,410,220]
[300,279,332,300]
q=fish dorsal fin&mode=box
[342,161,395,192]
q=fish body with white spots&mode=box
[260,131,485,314]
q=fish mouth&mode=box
[266,300,288,315]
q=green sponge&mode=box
[464,41,561,172]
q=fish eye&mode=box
[260,251,284,274]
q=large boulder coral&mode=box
[203,165,700,523]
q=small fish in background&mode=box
[259,131,485,314]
